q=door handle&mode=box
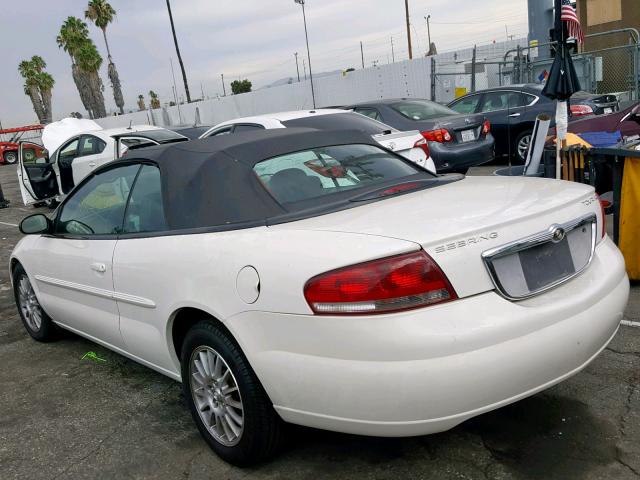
[508,113,521,118]
[89,162,97,168]
[90,262,107,273]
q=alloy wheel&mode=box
[189,346,244,446]
[18,275,42,331]
[4,151,17,164]
[517,134,532,161]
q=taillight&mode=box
[422,129,452,143]
[413,137,431,157]
[596,193,607,239]
[570,104,594,117]
[482,120,490,135]
[304,251,457,315]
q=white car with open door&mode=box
[17,120,188,207]
[198,109,437,173]
[11,129,628,466]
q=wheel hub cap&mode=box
[189,346,244,446]
[18,276,42,331]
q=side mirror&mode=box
[19,214,51,235]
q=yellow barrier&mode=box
[619,157,640,280]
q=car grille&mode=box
[482,214,596,300]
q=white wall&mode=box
[94,38,527,130]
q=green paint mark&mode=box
[82,351,107,363]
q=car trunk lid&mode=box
[272,176,601,299]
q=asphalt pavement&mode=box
[0,164,638,480]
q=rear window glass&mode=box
[390,101,457,121]
[282,113,394,135]
[254,144,420,205]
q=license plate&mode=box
[604,107,613,114]
[461,129,475,142]
[519,238,575,291]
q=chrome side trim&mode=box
[481,213,597,301]
[34,275,156,309]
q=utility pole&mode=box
[360,41,365,68]
[294,52,301,82]
[221,73,226,96]
[425,15,432,55]
[303,58,307,80]
[471,44,477,93]
[391,36,395,63]
[170,57,183,124]
[166,0,191,103]
[405,0,413,59]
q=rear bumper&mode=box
[226,236,628,437]
[430,135,495,172]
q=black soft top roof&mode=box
[118,128,382,231]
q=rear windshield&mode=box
[282,113,394,135]
[254,144,422,207]
[390,101,457,121]
[134,129,188,144]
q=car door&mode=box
[112,164,176,372]
[16,141,58,206]
[476,91,527,156]
[71,135,109,184]
[30,163,141,349]
[57,137,81,194]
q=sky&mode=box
[0,0,528,127]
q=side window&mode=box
[523,93,538,106]
[79,135,106,156]
[207,126,233,137]
[56,164,140,236]
[233,124,265,133]
[123,165,167,233]
[354,108,382,121]
[58,138,80,161]
[449,95,481,114]
[479,91,526,113]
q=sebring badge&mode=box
[550,226,566,243]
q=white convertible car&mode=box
[17,118,188,207]
[10,129,629,465]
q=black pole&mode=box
[294,52,300,82]
[360,41,365,68]
[299,2,316,108]
[166,0,191,103]
[221,73,226,96]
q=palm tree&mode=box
[57,16,106,119]
[18,56,55,124]
[166,0,191,103]
[149,90,160,109]
[137,94,146,111]
[85,0,124,114]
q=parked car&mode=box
[344,99,494,174]
[198,109,436,173]
[11,128,628,466]
[17,119,188,207]
[448,85,620,163]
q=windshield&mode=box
[282,113,395,135]
[254,144,425,207]
[390,100,457,121]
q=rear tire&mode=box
[12,264,58,342]
[181,320,283,466]
[4,151,17,165]
[514,130,532,164]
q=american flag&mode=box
[561,0,584,44]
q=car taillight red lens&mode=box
[482,120,490,135]
[413,137,431,157]
[596,193,606,239]
[304,251,457,315]
[422,129,452,143]
[570,104,594,117]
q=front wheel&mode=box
[181,321,283,466]
[3,151,17,165]
[12,264,57,342]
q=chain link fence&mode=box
[432,28,639,105]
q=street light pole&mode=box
[295,0,316,108]
[405,0,413,59]
[294,52,301,82]
[425,14,431,55]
